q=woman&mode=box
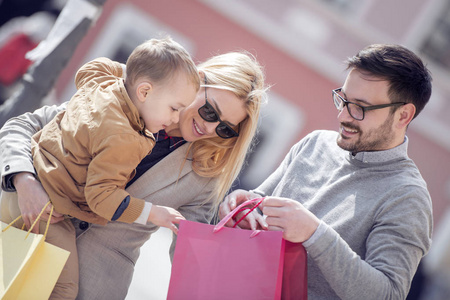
[0,51,268,299]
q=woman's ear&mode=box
[396,103,416,129]
[136,81,152,103]
[199,71,205,83]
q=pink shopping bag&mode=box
[167,198,307,300]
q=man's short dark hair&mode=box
[346,44,432,119]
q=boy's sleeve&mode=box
[84,132,153,223]
[75,57,124,89]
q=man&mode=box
[220,44,433,299]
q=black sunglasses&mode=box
[198,78,239,139]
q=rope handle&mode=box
[213,197,264,233]
[2,201,53,239]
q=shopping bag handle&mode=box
[214,197,264,233]
[2,200,53,239]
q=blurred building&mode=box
[19,0,450,298]
[51,0,450,222]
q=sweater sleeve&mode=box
[303,176,432,300]
[254,135,308,196]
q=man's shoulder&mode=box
[298,130,338,146]
[309,129,338,138]
[288,130,339,157]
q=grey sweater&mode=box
[254,130,432,300]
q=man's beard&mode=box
[337,116,395,154]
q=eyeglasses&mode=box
[198,78,239,139]
[332,88,406,121]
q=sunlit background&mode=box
[1,0,449,299]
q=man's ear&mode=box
[396,103,416,129]
[136,81,152,103]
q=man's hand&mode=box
[219,189,268,230]
[261,197,320,243]
[147,205,185,234]
[14,172,64,233]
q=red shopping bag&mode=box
[167,198,307,300]
[283,240,308,299]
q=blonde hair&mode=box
[189,51,268,208]
[125,37,199,89]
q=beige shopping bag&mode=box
[0,202,70,300]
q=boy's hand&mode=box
[147,205,185,234]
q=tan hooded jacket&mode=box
[32,58,155,225]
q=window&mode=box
[420,1,450,71]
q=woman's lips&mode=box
[193,120,205,136]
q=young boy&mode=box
[30,37,200,299]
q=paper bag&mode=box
[167,198,307,300]
[0,204,70,299]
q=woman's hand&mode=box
[14,172,64,233]
[219,189,268,230]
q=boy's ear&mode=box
[136,81,152,103]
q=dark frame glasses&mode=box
[332,88,407,121]
[198,77,239,139]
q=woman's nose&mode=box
[203,121,218,135]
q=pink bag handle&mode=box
[214,197,264,233]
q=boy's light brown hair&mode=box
[126,37,199,89]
